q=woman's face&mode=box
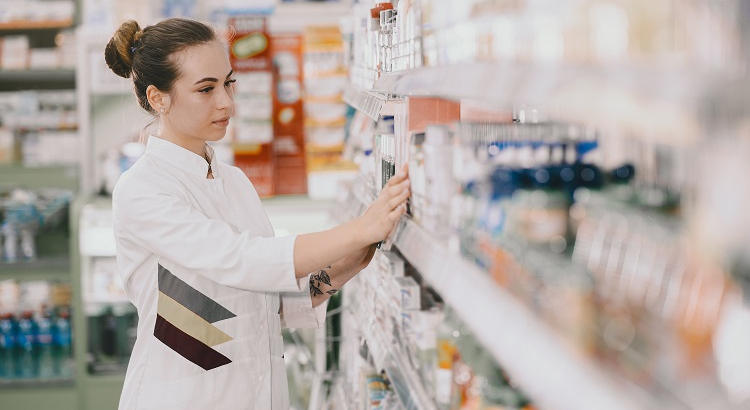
[165,40,236,143]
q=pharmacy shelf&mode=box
[339,184,645,410]
[269,2,351,33]
[5,116,77,132]
[0,68,76,91]
[0,257,70,282]
[0,164,78,191]
[368,63,740,145]
[262,195,335,236]
[79,373,126,410]
[0,20,72,31]
[343,86,388,121]
[0,378,74,389]
[392,218,648,410]
[0,383,77,409]
[353,303,436,410]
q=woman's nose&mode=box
[217,86,234,111]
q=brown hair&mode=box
[104,18,216,114]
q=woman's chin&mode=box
[206,130,228,142]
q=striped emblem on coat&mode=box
[153,264,235,370]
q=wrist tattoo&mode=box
[310,266,338,297]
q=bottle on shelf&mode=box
[435,313,459,409]
[52,308,72,378]
[0,313,15,379]
[15,311,37,379]
[36,307,54,379]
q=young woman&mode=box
[105,18,409,409]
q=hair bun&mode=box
[105,20,142,79]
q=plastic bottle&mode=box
[378,116,396,188]
[16,311,36,378]
[36,309,54,379]
[52,309,72,378]
[424,125,457,237]
[435,315,459,409]
[0,313,15,379]
[408,132,426,223]
[101,306,117,358]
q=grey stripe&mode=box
[157,264,236,323]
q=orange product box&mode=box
[228,15,271,72]
[271,33,307,195]
[234,143,275,198]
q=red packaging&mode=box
[271,33,307,195]
[234,144,275,198]
[228,16,271,72]
[229,15,275,197]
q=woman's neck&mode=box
[158,126,206,158]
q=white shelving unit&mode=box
[338,185,647,410]
[348,280,436,410]
[345,61,747,148]
[338,178,749,409]
[343,86,387,121]
[76,28,151,196]
[395,219,646,410]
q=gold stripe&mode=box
[157,291,233,347]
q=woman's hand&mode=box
[355,164,410,245]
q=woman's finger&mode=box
[388,186,411,209]
[388,206,404,224]
[387,164,409,186]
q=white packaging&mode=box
[234,72,272,95]
[1,35,29,70]
[304,74,348,98]
[29,48,59,69]
[305,102,347,124]
[305,126,346,147]
[235,95,272,120]
[55,30,77,68]
[44,0,75,21]
[395,276,421,311]
[0,127,13,163]
[23,131,78,166]
[423,125,456,236]
[233,119,273,144]
[379,251,405,277]
[434,367,453,405]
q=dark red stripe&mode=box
[153,314,232,371]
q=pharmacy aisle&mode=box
[322,1,750,410]
[2,0,750,409]
[0,1,79,408]
[2,1,353,409]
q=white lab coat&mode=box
[112,136,326,410]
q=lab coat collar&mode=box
[146,135,217,178]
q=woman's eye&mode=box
[199,87,214,93]
[224,79,237,87]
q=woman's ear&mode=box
[146,85,170,114]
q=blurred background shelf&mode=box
[0,69,76,91]
[0,384,77,410]
[0,20,73,32]
[0,256,70,282]
[0,378,74,389]
[0,165,79,191]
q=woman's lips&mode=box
[212,118,229,127]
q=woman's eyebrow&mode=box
[194,77,217,85]
[194,70,234,85]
